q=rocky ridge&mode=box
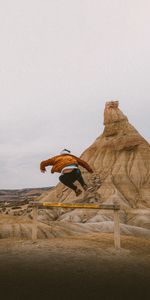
[37,101,150,231]
[0,101,150,239]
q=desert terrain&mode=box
[1,102,150,299]
[0,233,150,300]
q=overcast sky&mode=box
[0,0,150,189]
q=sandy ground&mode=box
[0,233,150,300]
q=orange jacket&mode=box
[40,154,93,174]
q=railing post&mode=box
[32,205,38,242]
[114,208,121,250]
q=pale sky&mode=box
[0,0,150,189]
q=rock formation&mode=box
[0,101,150,239]
[38,101,150,230]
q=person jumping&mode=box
[40,149,93,196]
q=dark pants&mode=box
[59,169,86,191]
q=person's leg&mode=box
[75,169,87,189]
[59,173,77,191]
[59,171,82,196]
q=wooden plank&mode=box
[114,209,121,250]
[32,206,38,242]
[30,201,120,210]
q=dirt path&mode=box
[0,234,150,300]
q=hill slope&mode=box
[38,101,150,230]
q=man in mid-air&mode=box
[40,149,93,196]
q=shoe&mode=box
[86,186,95,192]
[75,189,82,197]
[83,184,89,191]
[83,185,93,192]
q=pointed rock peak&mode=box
[103,101,129,137]
[102,100,147,148]
[104,101,128,125]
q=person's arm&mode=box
[40,157,55,173]
[77,157,93,173]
